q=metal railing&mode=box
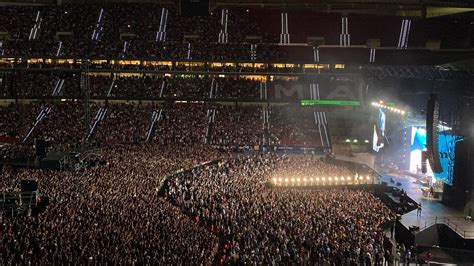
[419,216,474,239]
[1,191,38,217]
[417,245,474,264]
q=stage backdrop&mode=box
[268,77,367,103]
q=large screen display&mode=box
[409,127,427,173]
[372,108,386,152]
[433,133,461,185]
[409,126,461,185]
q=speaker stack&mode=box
[21,180,38,192]
[421,151,428,173]
[426,94,443,173]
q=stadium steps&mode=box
[22,78,65,143]
[146,109,162,143]
[204,109,216,144]
[86,106,108,141]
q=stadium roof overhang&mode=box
[0,0,473,18]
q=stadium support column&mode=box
[205,109,216,145]
[310,83,331,151]
[28,11,42,41]
[250,44,257,61]
[22,76,66,143]
[313,46,321,74]
[397,19,411,49]
[205,78,217,144]
[339,17,350,47]
[259,80,268,101]
[261,78,269,152]
[146,110,162,143]
[262,106,270,153]
[156,8,169,42]
[81,61,91,144]
[91,8,104,41]
[369,48,376,63]
[218,9,228,44]
[279,12,290,44]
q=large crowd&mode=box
[0,101,89,144]
[2,73,264,100]
[164,155,396,264]
[210,104,263,146]
[1,143,399,264]
[1,3,469,264]
[1,145,221,264]
[269,105,321,147]
[0,101,329,149]
[0,4,286,61]
[1,3,469,63]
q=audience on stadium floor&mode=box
[164,155,396,264]
[1,145,221,264]
[270,155,355,180]
[1,146,398,264]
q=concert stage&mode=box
[378,173,473,236]
[336,153,474,263]
[336,153,473,237]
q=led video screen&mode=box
[409,126,460,185]
[372,109,386,152]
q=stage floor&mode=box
[379,170,474,239]
[335,153,474,239]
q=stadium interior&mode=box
[1,0,474,264]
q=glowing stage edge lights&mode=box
[301,100,361,106]
[271,175,375,187]
[371,101,406,115]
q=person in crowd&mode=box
[1,144,221,264]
